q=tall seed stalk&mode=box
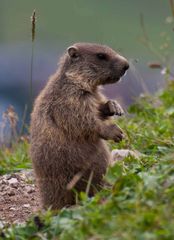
[19,10,36,137]
[30,9,36,107]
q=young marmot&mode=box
[30,43,129,209]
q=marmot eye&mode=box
[96,53,108,61]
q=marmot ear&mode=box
[67,46,79,59]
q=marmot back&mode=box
[30,42,129,209]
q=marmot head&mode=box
[60,43,129,90]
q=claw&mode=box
[108,100,124,116]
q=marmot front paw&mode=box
[107,100,124,116]
[107,124,124,142]
[112,125,124,142]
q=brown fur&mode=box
[30,43,129,209]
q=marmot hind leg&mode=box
[37,178,75,209]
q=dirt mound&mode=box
[0,170,39,224]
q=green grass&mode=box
[1,81,174,240]
[0,140,31,175]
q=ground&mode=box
[0,150,135,224]
[0,170,39,224]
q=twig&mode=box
[85,171,94,196]
[66,171,84,190]
[169,0,174,17]
[140,13,149,42]
[129,59,150,94]
[139,13,165,62]
[19,104,28,137]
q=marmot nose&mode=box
[123,61,129,72]
[120,61,129,76]
[117,55,129,73]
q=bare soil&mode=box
[0,170,40,224]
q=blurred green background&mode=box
[0,0,173,126]
[0,0,171,54]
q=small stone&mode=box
[0,221,5,228]
[23,192,29,198]
[111,149,142,163]
[0,197,4,203]
[8,178,18,188]
[9,207,16,211]
[1,179,9,185]
[8,178,18,184]
[8,190,15,196]
[5,175,12,180]
[23,204,31,208]
[2,192,7,196]
[25,186,35,194]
